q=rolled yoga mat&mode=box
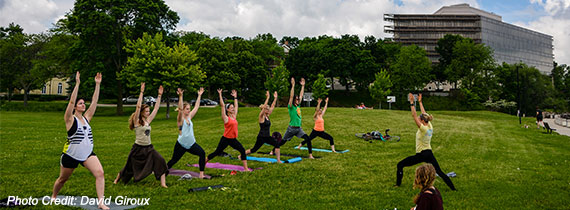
[294,146,349,153]
[168,169,212,179]
[187,162,262,171]
[188,185,224,192]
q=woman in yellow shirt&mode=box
[395,93,456,191]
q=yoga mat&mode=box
[294,146,349,153]
[41,195,139,210]
[187,162,262,172]
[246,156,302,163]
[188,185,224,192]
[168,169,212,179]
[257,152,321,159]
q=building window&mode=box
[42,85,47,94]
[57,83,62,94]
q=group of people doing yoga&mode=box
[51,73,338,209]
[51,72,453,210]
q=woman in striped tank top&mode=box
[114,83,169,188]
[205,89,250,171]
[297,97,336,158]
[166,87,207,179]
[52,72,109,210]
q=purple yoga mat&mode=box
[168,169,212,179]
[186,162,262,172]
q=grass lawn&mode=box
[1,107,569,209]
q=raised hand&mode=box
[198,87,204,95]
[266,91,270,98]
[291,77,295,85]
[300,78,305,86]
[217,88,223,94]
[158,85,164,96]
[325,97,329,103]
[231,90,237,98]
[408,93,414,102]
[273,91,278,98]
[94,72,102,84]
[317,98,322,103]
[177,88,184,96]
[418,94,422,102]
[140,82,145,93]
[75,71,80,84]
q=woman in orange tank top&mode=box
[205,89,250,171]
[297,98,336,158]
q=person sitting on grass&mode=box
[114,82,168,188]
[166,87,207,179]
[395,93,456,191]
[243,91,282,163]
[205,89,250,171]
[297,98,336,158]
[410,163,444,210]
[52,71,109,210]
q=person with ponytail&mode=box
[395,93,456,191]
[411,163,444,210]
[52,72,109,210]
[205,89,250,171]
[166,87,207,178]
[297,97,335,159]
[244,91,282,163]
[114,82,168,188]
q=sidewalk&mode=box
[543,118,570,137]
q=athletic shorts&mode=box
[60,152,96,169]
[283,126,306,141]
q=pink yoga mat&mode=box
[186,162,262,172]
[168,169,212,179]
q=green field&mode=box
[1,107,569,209]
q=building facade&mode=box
[384,3,554,74]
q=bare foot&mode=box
[277,160,283,163]
[332,150,337,153]
[113,178,118,184]
[199,175,205,179]
[161,184,168,188]
[269,151,274,155]
[297,144,302,149]
[245,168,252,172]
[98,204,110,210]
[308,154,315,159]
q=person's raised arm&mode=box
[299,78,305,105]
[84,73,102,122]
[269,91,278,115]
[190,87,204,119]
[260,91,270,121]
[409,93,421,128]
[288,77,295,106]
[218,89,228,123]
[418,93,426,114]
[133,82,145,127]
[147,85,163,123]
[231,89,238,116]
[322,97,329,115]
[314,98,322,119]
[176,88,184,125]
[65,71,80,130]
[263,91,270,107]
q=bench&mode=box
[544,122,556,134]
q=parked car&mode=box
[189,99,218,106]
[144,96,156,106]
[162,97,179,103]
[122,95,138,104]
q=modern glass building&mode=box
[384,3,554,74]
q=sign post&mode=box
[387,96,396,110]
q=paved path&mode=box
[543,118,570,137]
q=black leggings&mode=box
[273,134,311,153]
[250,135,280,153]
[396,150,456,190]
[300,130,334,153]
[167,141,205,171]
[207,136,247,161]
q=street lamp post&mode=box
[517,64,521,124]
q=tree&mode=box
[369,69,392,109]
[63,0,179,115]
[0,23,25,101]
[390,45,432,94]
[121,33,205,118]
[312,73,329,100]
[264,63,290,98]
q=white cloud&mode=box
[0,0,61,33]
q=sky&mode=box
[0,0,568,65]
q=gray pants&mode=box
[283,126,307,141]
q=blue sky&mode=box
[1,0,568,64]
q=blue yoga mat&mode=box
[246,156,302,163]
[294,146,349,153]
